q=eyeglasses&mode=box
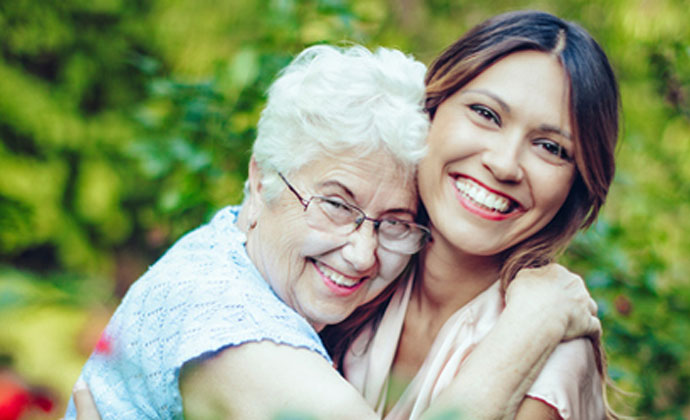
[278,172,430,254]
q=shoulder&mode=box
[542,338,599,385]
[528,338,605,420]
[113,205,248,306]
[155,205,245,265]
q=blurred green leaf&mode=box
[0,0,689,417]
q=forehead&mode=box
[469,50,568,89]
[461,51,573,129]
[293,148,417,209]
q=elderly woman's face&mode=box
[247,149,417,331]
[418,51,577,257]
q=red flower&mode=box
[94,332,113,355]
[0,375,30,420]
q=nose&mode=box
[481,131,525,183]
[342,222,378,273]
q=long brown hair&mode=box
[323,10,621,417]
[425,11,619,288]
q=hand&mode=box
[72,378,102,420]
[505,264,601,341]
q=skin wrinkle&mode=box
[245,149,418,331]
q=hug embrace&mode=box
[67,10,620,420]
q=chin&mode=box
[308,311,348,328]
[448,235,513,257]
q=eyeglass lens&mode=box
[306,196,426,253]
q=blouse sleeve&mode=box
[526,338,605,420]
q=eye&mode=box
[316,196,358,223]
[321,197,353,212]
[379,219,413,238]
[533,139,573,162]
[469,104,501,126]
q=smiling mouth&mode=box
[453,177,519,214]
[313,260,366,288]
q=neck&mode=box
[413,228,503,318]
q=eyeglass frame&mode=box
[277,172,430,254]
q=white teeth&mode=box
[316,262,361,287]
[454,178,511,213]
[476,188,488,204]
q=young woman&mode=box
[325,10,620,420]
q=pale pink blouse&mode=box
[344,275,605,420]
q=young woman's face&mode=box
[418,50,577,256]
[248,149,418,331]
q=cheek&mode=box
[298,230,343,256]
[539,170,575,211]
[527,175,575,237]
[377,251,412,282]
[418,123,481,191]
[264,204,323,253]
[257,217,307,275]
[425,114,482,156]
[417,154,443,208]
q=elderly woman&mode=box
[64,44,430,420]
[68,42,601,420]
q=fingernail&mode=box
[73,377,87,393]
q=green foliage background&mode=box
[0,0,688,418]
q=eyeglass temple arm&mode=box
[278,172,310,209]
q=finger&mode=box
[73,378,102,420]
[589,316,602,339]
[589,298,598,316]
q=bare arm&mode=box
[74,264,595,420]
[180,341,379,420]
[515,397,562,420]
[70,342,378,420]
[421,264,599,420]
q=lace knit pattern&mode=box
[64,206,330,419]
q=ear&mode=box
[245,157,265,229]
[248,156,263,195]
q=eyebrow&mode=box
[464,89,572,140]
[462,89,511,112]
[384,208,418,219]
[317,180,417,218]
[318,180,356,201]
[539,124,572,140]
